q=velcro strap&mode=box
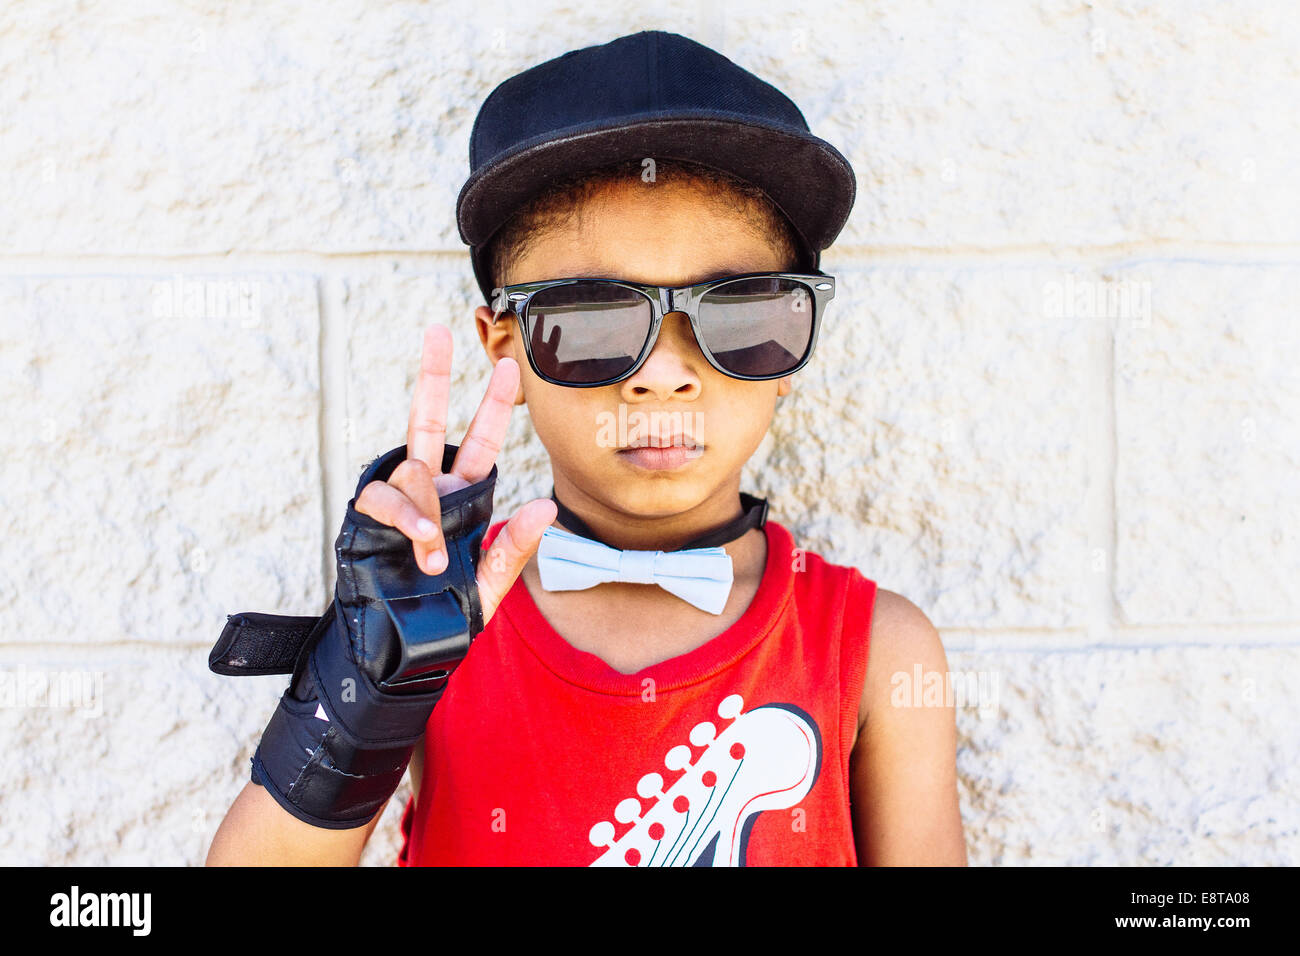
[209,611,322,676]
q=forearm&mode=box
[205,782,382,866]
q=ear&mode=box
[475,305,527,405]
[777,374,794,399]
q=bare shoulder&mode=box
[849,587,966,864]
[855,588,948,737]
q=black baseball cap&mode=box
[456,30,856,308]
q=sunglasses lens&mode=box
[698,277,815,377]
[526,282,653,385]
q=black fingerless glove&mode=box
[208,443,496,829]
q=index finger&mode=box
[407,323,454,472]
[448,354,519,485]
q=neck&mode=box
[549,478,751,552]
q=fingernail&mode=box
[426,550,447,574]
[417,517,436,537]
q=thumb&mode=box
[476,497,557,626]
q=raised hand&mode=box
[355,322,556,626]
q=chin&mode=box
[602,466,723,517]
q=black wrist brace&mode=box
[208,443,496,828]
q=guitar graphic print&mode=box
[587,693,822,866]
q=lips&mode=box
[620,434,700,450]
[616,443,702,471]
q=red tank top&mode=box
[396,517,877,866]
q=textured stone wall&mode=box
[2,0,1296,865]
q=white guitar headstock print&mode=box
[587,693,823,867]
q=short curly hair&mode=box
[484,157,810,292]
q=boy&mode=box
[207,30,964,866]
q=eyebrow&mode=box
[573,265,771,286]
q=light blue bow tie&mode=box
[536,526,734,615]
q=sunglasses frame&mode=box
[489,271,836,388]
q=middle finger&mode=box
[407,323,453,474]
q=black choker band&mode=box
[547,488,769,552]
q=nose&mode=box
[619,310,703,401]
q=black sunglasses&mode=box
[489,271,836,388]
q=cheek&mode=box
[526,391,603,452]
[706,387,778,452]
